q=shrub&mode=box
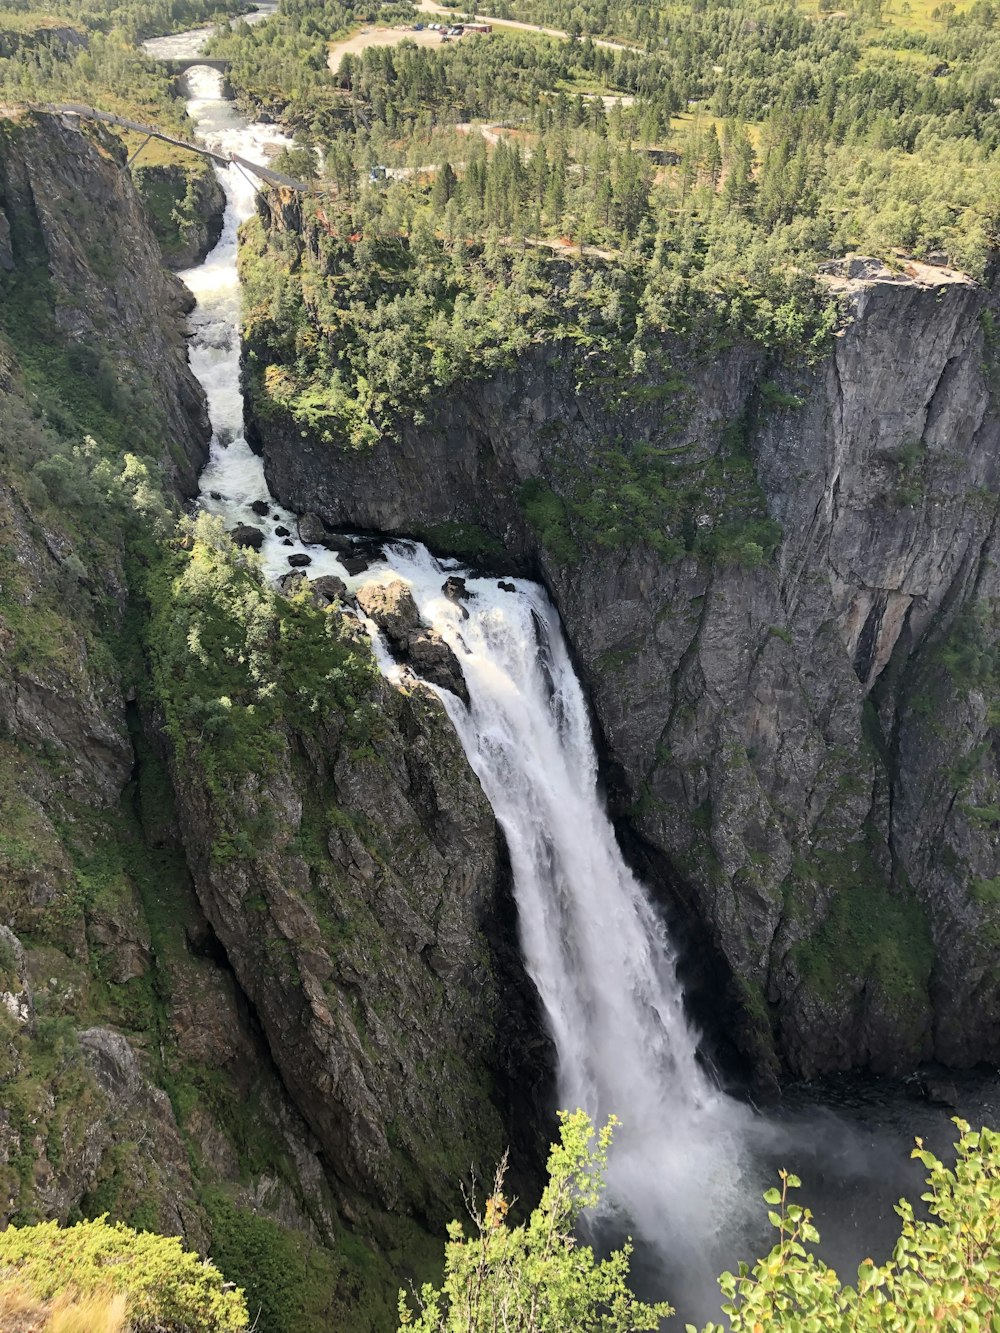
[706,1118,1000,1331]
[398,1111,671,1331]
[0,1216,249,1332]
[410,1115,1000,1333]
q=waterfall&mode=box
[168,53,949,1325]
[177,61,754,1305]
[365,545,755,1299]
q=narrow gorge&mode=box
[0,6,999,1328]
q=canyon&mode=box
[0,56,998,1333]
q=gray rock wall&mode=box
[252,256,1000,1082]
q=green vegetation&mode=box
[0,1216,249,1331]
[398,1111,672,1331]
[219,0,999,523]
[785,839,934,1006]
[704,1118,1000,1330]
[202,1194,341,1333]
[145,513,379,798]
[409,1111,1000,1333]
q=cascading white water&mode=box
[361,546,755,1297]
[178,60,755,1312]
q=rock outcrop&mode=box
[356,578,470,703]
[251,255,1000,1082]
[168,654,518,1220]
[0,108,210,494]
[132,160,226,270]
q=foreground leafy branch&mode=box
[404,1114,999,1333]
[398,1109,672,1332]
[702,1118,999,1333]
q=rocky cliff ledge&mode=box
[250,252,1000,1083]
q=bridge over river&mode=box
[46,102,311,192]
[158,56,230,73]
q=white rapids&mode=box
[178,60,755,1310]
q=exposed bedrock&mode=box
[252,257,1000,1082]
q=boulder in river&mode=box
[498,580,516,592]
[355,580,421,652]
[443,575,470,601]
[250,499,270,517]
[311,574,349,606]
[288,553,312,568]
[297,512,327,545]
[341,551,373,577]
[275,525,290,537]
[408,633,469,704]
[229,524,265,550]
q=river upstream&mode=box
[145,25,1000,1325]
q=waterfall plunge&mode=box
[179,63,756,1314]
[370,546,755,1298]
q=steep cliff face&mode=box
[0,108,211,493]
[251,252,1000,1082]
[132,159,227,271]
[150,551,545,1229]
[0,108,218,1235]
[0,108,548,1331]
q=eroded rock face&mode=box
[0,109,210,495]
[0,112,348,1267]
[252,256,1000,1081]
[131,160,226,270]
[166,662,539,1222]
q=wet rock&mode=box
[443,575,469,601]
[498,580,516,592]
[277,572,348,608]
[921,1076,960,1107]
[310,574,348,605]
[341,551,373,577]
[209,490,222,501]
[281,538,294,546]
[355,581,421,650]
[275,525,290,537]
[356,580,468,703]
[297,512,328,545]
[408,635,469,704]
[251,499,271,517]
[229,524,265,550]
[288,553,312,568]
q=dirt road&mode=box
[327,1,635,69]
[328,23,447,71]
[415,0,635,49]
